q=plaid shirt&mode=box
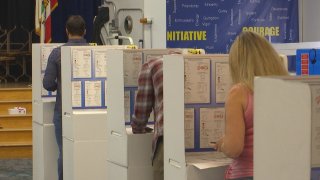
[131,58,163,159]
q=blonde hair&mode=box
[229,31,288,91]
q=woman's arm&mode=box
[217,84,247,158]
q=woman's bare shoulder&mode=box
[227,83,249,107]
[229,83,249,95]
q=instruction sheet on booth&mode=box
[85,81,101,107]
[184,58,211,104]
[41,46,58,71]
[41,46,59,96]
[215,62,232,103]
[72,49,92,78]
[124,91,131,123]
[72,81,82,107]
[124,52,142,87]
[311,84,320,167]
[185,108,195,149]
[200,108,225,148]
[94,51,108,78]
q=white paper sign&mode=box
[85,81,102,107]
[124,91,131,123]
[94,50,108,78]
[311,84,320,167]
[124,52,142,86]
[72,49,92,78]
[184,58,211,104]
[185,108,195,149]
[72,81,82,107]
[215,62,232,103]
[41,46,58,71]
[200,108,225,148]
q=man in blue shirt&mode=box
[43,15,88,180]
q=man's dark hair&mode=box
[66,15,86,36]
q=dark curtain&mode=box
[51,0,101,43]
[0,0,101,82]
[0,0,101,43]
[0,0,35,30]
[0,0,36,82]
[0,0,36,44]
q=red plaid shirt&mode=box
[131,58,163,159]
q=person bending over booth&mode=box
[131,56,164,180]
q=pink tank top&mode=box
[225,91,253,179]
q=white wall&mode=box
[301,0,320,42]
[144,0,166,48]
[102,0,166,48]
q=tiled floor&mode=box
[0,158,319,179]
[0,159,32,180]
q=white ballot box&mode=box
[32,43,62,180]
[254,76,320,180]
[106,49,188,180]
[163,54,232,180]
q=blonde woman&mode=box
[211,31,288,180]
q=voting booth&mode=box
[32,43,62,180]
[60,45,129,180]
[163,54,232,180]
[254,76,320,180]
[106,49,190,180]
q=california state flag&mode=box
[35,0,58,43]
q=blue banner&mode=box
[166,0,299,53]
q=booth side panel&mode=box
[163,55,187,180]
[106,50,128,166]
[254,78,311,180]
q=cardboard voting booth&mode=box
[32,43,62,180]
[163,54,232,180]
[106,49,188,180]
[60,45,134,180]
[254,76,320,180]
[61,45,126,180]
